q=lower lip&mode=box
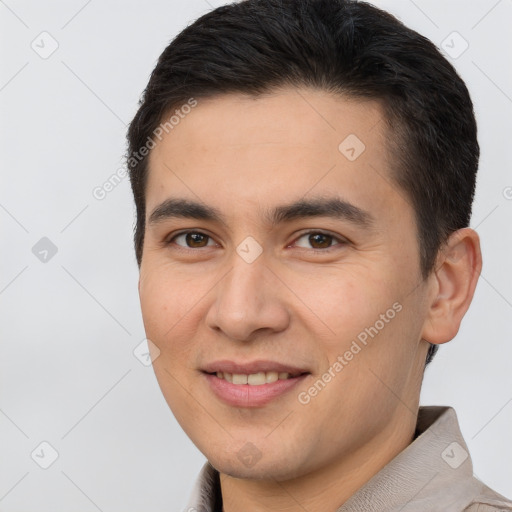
[203,372,309,407]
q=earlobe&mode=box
[421,228,482,345]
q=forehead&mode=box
[145,87,401,223]
[149,87,387,158]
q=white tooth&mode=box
[265,371,279,383]
[247,372,266,385]
[232,373,248,384]
[227,372,294,385]
[216,371,223,379]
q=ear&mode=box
[421,228,482,345]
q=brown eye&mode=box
[186,233,209,247]
[308,233,333,249]
[170,231,215,248]
[293,231,347,250]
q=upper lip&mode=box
[202,359,309,376]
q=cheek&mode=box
[292,265,399,349]
[139,267,199,357]
[295,262,421,409]
[140,258,202,319]
[139,269,202,421]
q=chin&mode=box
[206,449,308,481]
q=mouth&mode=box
[201,360,310,407]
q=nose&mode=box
[205,254,290,342]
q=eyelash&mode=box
[164,229,348,252]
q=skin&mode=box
[138,86,482,512]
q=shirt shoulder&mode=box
[463,482,512,511]
[465,504,512,511]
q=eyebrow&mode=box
[147,196,374,229]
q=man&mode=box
[126,0,512,510]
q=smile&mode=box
[212,371,300,385]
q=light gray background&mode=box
[0,0,511,510]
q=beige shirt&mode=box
[186,406,512,511]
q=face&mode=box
[138,87,432,481]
